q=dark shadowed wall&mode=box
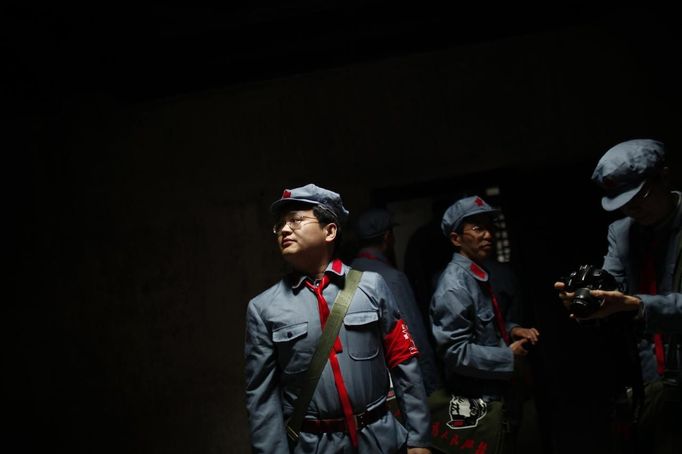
[7,10,681,454]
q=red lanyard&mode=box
[482,282,510,345]
[304,276,358,447]
[640,238,665,376]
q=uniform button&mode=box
[287,332,292,338]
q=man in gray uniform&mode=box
[244,184,431,453]
[430,195,540,452]
[556,139,681,454]
[351,208,441,395]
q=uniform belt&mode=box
[300,402,388,434]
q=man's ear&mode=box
[324,223,338,244]
[449,231,462,248]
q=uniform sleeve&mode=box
[375,275,431,448]
[391,357,431,448]
[431,286,514,380]
[504,320,520,337]
[603,222,682,333]
[244,302,289,453]
[638,293,682,333]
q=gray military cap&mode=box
[270,183,349,223]
[354,208,397,240]
[441,195,499,236]
[591,139,665,211]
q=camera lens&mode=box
[569,288,601,317]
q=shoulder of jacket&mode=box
[610,217,634,230]
[249,280,287,307]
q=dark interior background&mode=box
[5,3,681,453]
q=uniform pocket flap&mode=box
[344,310,379,327]
[272,322,308,342]
[476,310,495,323]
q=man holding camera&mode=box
[556,139,682,454]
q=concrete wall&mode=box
[9,16,680,453]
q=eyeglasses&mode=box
[463,224,495,235]
[272,216,320,235]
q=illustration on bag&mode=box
[446,395,487,430]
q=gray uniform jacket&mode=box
[601,191,682,382]
[430,253,519,401]
[352,247,441,395]
[244,260,430,453]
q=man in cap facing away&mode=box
[555,139,682,454]
[351,208,441,395]
[244,184,431,453]
[429,195,540,453]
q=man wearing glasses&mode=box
[429,195,540,453]
[244,183,431,453]
[556,139,681,454]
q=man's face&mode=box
[273,208,332,261]
[621,177,670,226]
[450,214,496,263]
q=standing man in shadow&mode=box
[352,207,441,395]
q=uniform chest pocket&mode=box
[343,311,380,360]
[272,322,311,374]
[473,310,496,340]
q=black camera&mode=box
[562,265,619,317]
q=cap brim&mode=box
[270,197,317,213]
[601,180,646,211]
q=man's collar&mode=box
[356,246,389,263]
[647,190,682,233]
[453,253,489,282]
[290,258,346,289]
[667,191,682,229]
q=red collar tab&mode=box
[474,197,484,206]
[282,190,292,198]
[469,262,488,281]
[331,258,343,274]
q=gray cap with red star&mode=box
[271,183,349,223]
[441,195,499,236]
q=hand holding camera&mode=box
[553,264,640,320]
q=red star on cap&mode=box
[474,197,484,206]
[282,190,292,198]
